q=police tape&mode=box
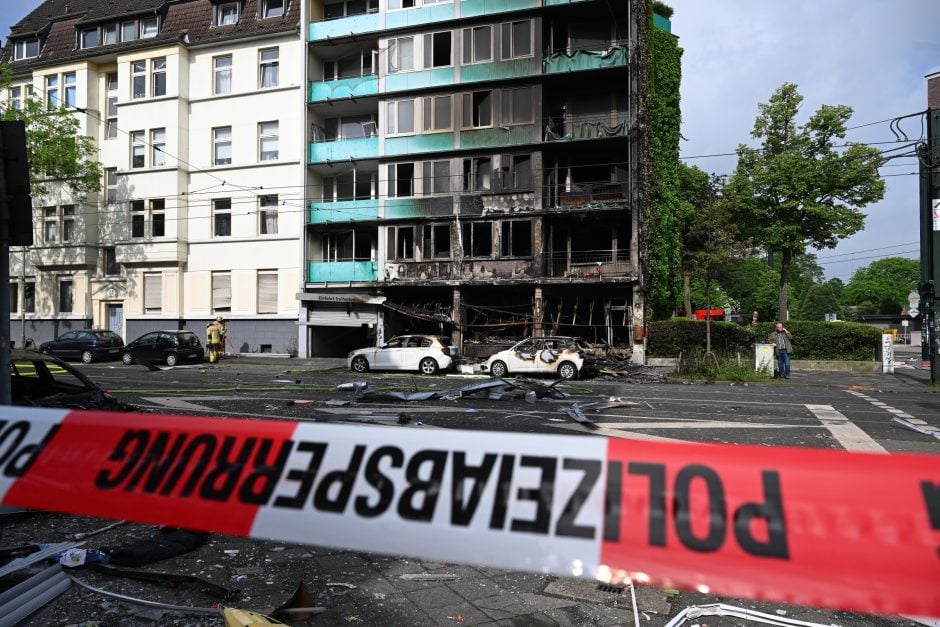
[0,406,937,616]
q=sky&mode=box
[669,0,940,281]
[2,1,939,281]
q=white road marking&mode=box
[548,423,687,442]
[805,404,886,453]
[843,391,940,443]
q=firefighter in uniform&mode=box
[206,316,226,363]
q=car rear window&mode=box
[439,337,454,346]
[96,331,122,342]
[178,333,200,347]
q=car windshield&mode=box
[11,358,94,403]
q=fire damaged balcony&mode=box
[546,250,633,279]
[543,113,629,143]
[546,213,634,280]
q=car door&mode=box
[400,336,429,370]
[51,332,78,359]
[509,339,539,374]
[373,337,405,369]
[75,331,95,359]
[536,339,563,374]
[133,333,159,361]
[157,333,176,361]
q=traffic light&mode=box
[1,120,33,247]
[920,281,935,312]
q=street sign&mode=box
[902,320,910,327]
[909,307,920,318]
[909,290,921,307]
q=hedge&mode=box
[648,319,882,361]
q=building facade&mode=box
[3,0,304,354]
[299,0,653,360]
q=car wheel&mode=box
[558,361,578,380]
[81,350,94,364]
[121,352,134,365]
[351,355,369,373]
[419,357,439,375]
[165,353,178,367]
[489,360,508,378]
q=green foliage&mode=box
[842,257,919,315]
[0,64,102,199]
[722,256,780,320]
[725,83,886,320]
[652,1,674,18]
[675,350,772,382]
[646,15,683,318]
[797,283,842,320]
[648,319,752,357]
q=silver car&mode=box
[348,335,459,375]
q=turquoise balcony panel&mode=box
[307,260,378,283]
[653,13,672,33]
[309,76,378,102]
[384,198,424,220]
[385,68,455,93]
[460,124,536,150]
[384,133,455,157]
[309,200,380,224]
[385,3,456,29]
[543,0,591,4]
[543,45,627,74]
[309,13,381,41]
[309,136,378,163]
[460,57,538,83]
[461,0,537,18]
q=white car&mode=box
[483,336,596,380]
[348,335,458,375]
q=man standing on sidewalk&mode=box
[768,323,794,379]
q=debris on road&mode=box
[399,573,461,581]
[82,563,234,598]
[0,564,72,627]
[599,364,668,383]
[891,416,940,440]
[68,575,222,616]
[0,541,84,578]
[69,520,128,542]
[663,604,838,627]
[223,608,287,626]
[337,381,369,392]
[105,527,208,567]
[561,403,600,430]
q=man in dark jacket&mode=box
[768,323,793,379]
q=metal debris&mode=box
[399,573,462,581]
[0,541,84,578]
[0,564,72,627]
[337,382,369,392]
[69,520,128,541]
[562,403,600,430]
[663,604,841,627]
[891,416,940,440]
[317,413,409,425]
[68,576,223,616]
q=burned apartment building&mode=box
[300,0,662,359]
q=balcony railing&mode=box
[543,113,629,142]
[546,181,628,210]
[546,250,633,279]
[543,43,627,74]
[307,260,378,283]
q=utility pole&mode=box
[919,72,940,385]
[0,127,11,405]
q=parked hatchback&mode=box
[122,330,205,366]
[483,336,596,380]
[39,329,124,363]
[348,335,459,375]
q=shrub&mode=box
[648,319,752,357]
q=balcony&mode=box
[460,57,540,84]
[543,113,629,142]
[546,182,628,210]
[385,3,457,29]
[307,260,378,283]
[28,243,97,267]
[546,250,634,279]
[115,239,188,265]
[309,136,379,163]
[309,11,381,42]
[309,199,380,223]
[385,133,456,157]
[385,68,455,93]
[459,124,538,150]
[309,75,378,103]
[653,13,672,33]
[543,44,627,74]
[461,0,538,18]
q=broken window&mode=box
[461,222,493,257]
[500,220,532,257]
[423,31,452,68]
[462,157,492,191]
[501,20,532,59]
[512,154,532,189]
[388,36,414,73]
[501,86,533,125]
[461,90,492,128]
[422,223,451,259]
[388,163,415,197]
[422,160,451,195]
[387,226,415,260]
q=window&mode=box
[323,169,376,201]
[132,61,146,98]
[217,2,239,25]
[62,206,75,242]
[141,16,159,38]
[462,157,491,191]
[213,126,232,165]
[387,0,415,9]
[423,223,451,259]
[121,20,138,42]
[103,24,118,45]
[103,247,119,275]
[214,55,232,94]
[14,39,40,60]
[462,26,492,64]
[150,128,166,167]
[131,200,145,237]
[212,272,232,312]
[424,31,452,68]
[46,75,59,109]
[58,279,74,314]
[81,27,98,49]
[324,115,376,140]
[387,37,414,73]
[151,57,166,97]
[261,0,285,18]
[151,199,165,237]
[502,86,533,124]
[144,273,162,313]
[461,90,492,129]
[10,283,18,314]
[500,220,532,257]
[257,271,278,314]
[422,160,450,195]
[61,72,77,108]
[501,20,532,59]
[259,195,278,234]
[461,222,493,257]
[106,73,118,139]
[43,207,57,243]
[106,168,118,203]
[325,49,375,80]
[422,95,452,132]
[214,198,232,236]
[388,163,414,197]
[388,225,415,260]
[130,131,145,168]
[10,86,22,110]
[386,99,415,135]
[23,281,35,313]
[507,154,532,189]
[259,47,279,88]
[258,121,278,160]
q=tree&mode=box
[842,257,919,315]
[725,83,885,321]
[677,162,713,317]
[0,65,101,199]
[798,283,842,320]
[722,256,780,321]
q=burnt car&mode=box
[10,349,138,411]
[122,330,205,366]
[39,329,124,363]
[482,336,598,380]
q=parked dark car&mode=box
[122,330,205,366]
[11,350,138,411]
[39,329,124,363]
